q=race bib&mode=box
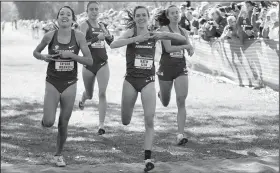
[91,40,105,48]
[55,61,74,71]
[170,50,184,58]
[134,54,153,69]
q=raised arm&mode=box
[110,28,136,48]
[71,31,93,66]
[159,26,190,53]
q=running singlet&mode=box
[126,27,157,78]
[85,20,108,64]
[160,26,186,67]
[47,29,80,81]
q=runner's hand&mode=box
[40,54,53,62]
[97,33,105,41]
[134,33,153,43]
[186,45,194,56]
[150,31,165,40]
[61,52,75,59]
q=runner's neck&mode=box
[169,23,180,33]
[88,19,99,28]
[136,26,149,36]
[58,27,72,37]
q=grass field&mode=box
[1,25,279,172]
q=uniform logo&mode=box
[69,45,75,49]
[135,44,153,49]
[157,71,163,76]
[146,76,154,82]
[55,45,59,50]
[92,28,95,31]
[68,80,75,84]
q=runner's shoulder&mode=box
[80,21,88,28]
[42,30,56,44]
[73,29,85,39]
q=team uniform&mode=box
[157,25,188,81]
[125,27,157,92]
[85,21,112,75]
[46,29,80,93]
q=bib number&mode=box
[134,54,153,69]
[170,50,184,58]
[91,40,105,48]
[55,61,74,71]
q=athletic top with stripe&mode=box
[47,29,80,81]
[86,20,108,64]
[125,27,157,78]
[160,25,186,67]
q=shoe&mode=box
[79,101,84,110]
[176,134,188,145]
[98,128,105,135]
[53,155,66,167]
[144,159,155,172]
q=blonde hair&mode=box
[267,8,279,22]
[208,8,221,19]
[227,16,236,24]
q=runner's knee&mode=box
[176,95,187,108]
[145,115,154,128]
[43,119,55,127]
[121,112,132,126]
[122,118,131,126]
[58,117,70,128]
[98,90,106,99]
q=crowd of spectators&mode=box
[12,1,279,43]
[173,1,279,43]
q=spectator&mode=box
[262,8,279,40]
[185,9,199,35]
[236,1,258,43]
[220,16,239,41]
[179,3,191,31]
[208,8,227,37]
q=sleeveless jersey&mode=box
[86,20,108,64]
[160,25,186,67]
[47,29,80,81]
[125,27,157,78]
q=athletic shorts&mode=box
[125,75,155,92]
[46,76,77,94]
[85,61,107,76]
[157,65,188,81]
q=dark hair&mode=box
[260,1,268,8]
[57,6,76,22]
[199,18,207,25]
[219,7,226,13]
[123,6,149,29]
[155,5,178,26]
[86,1,99,12]
[245,1,254,6]
[230,2,237,10]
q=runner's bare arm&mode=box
[80,21,99,45]
[159,26,190,53]
[181,28,192,45]
[33,31,55,60]
[99,22,114,45]
[71,31,93,66]
[152,29,186,42]
[110,28,135,48]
